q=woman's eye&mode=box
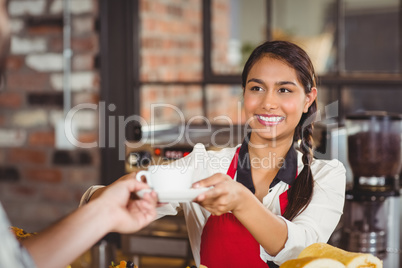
[250,86,263,92]
[278,87,290,93]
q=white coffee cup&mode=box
[136,165,194,191]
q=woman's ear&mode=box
[303,87,317,113]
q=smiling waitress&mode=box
[81,41,346,267]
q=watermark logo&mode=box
[63,100,340,164]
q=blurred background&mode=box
[1,0,402,267]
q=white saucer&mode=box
[137,188,210,202]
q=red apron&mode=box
[200,147,292,268]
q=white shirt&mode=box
[81,143,346,266]
[0,203,36,268]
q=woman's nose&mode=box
[262,92,278,110]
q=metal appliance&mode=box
[125,124,244,173]
[340,111,402,267]
[122,124,245,266]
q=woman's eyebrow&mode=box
[276,81,297,86]
[247,78,264,84]
[247,78,297,86]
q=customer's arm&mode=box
[22,173,157,268]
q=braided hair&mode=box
[241,40,317,221]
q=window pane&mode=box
[317,86,340,122]
[211,0,267,75]
[140,0,203,82]
[341,86,402,117]
[206,85,245,124]
[140,85,203,125]
[271,0,337,75]
[343,0,399,73]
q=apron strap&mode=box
[227,147,240,179]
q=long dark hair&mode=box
[242,40,317,221]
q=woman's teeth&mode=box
[257,115,283,122]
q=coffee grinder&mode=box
[341,111,402,267]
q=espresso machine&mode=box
[341,111,402,267]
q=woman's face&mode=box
[243,56,317,145]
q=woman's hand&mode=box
[193,173,247,216]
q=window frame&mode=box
[100,0,402,182]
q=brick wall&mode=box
[0,0,100,232]
[0,0,242,232]
[140,0,204,123]
[140,0,202,82]
[140,0,244,125]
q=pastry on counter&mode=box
[280,256,345,267]
[280,243,382,268]
[299,243,382,268]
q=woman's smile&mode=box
[255,114,285,126]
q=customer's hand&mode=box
[97,172,158,233]
[22,172,158,268]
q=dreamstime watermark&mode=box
[63,100,340,163]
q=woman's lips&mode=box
[255,114,285,126]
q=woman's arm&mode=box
[194,173,288,255]
[233,188,288,255]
